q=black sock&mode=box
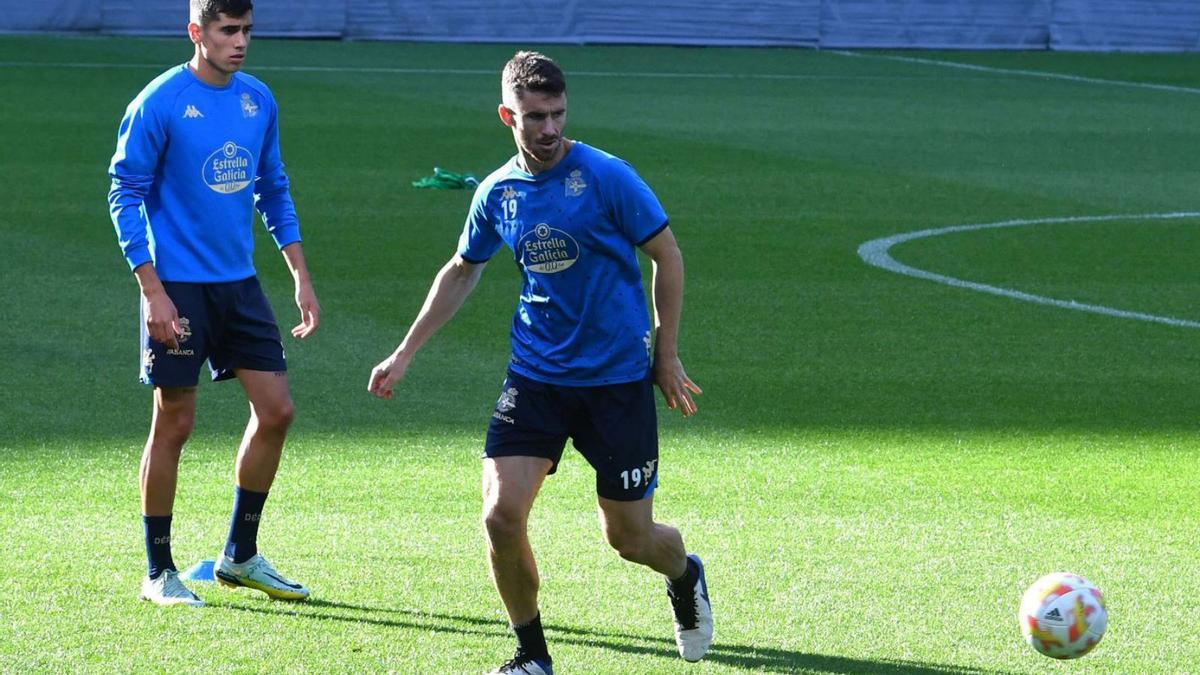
[513,613,551,662]
[143,514,176,579]
[669,557,699,593]
[223,486,268,563]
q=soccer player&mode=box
[108,0,318,607]
[369,51,713,673]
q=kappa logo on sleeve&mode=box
[183,104,204,119]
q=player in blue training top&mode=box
[108,0,319,608]
[369,51,713,673]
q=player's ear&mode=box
[498,104,516,128]
[187,21,202,45]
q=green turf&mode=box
[2,36,1199,673]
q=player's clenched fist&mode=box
[368,352,409,399]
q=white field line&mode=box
[0,59,975,81]
[831,50,1200,96]
[857,212,1200,329]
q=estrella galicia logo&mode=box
[518,223,580,274]
[202,141,254,194]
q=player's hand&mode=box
[368,351,410,400]
[653,354,702,417]
[292,281,320,338]
[142,289,182,350]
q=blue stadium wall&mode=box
[4,1,1199,51]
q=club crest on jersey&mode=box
[240,93,259,118]
[564,169,588,197]
[202,141,253,194]
[518,223,580,274]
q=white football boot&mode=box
[215,553,310,601]
[139,569,204,608]
[667,553,713,661]
[487,653,553,675]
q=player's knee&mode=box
[605,527,650,563]
[153,408,195,446]
[482,503,527,544]
[256,399,295,432]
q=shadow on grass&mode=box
[212,598,1008,674]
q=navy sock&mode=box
[670,556,699,594]
[513,613,551,662]
[143,514,176,580]
[223,486,268,563]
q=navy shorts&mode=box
[484,369,660,501]
[139,276,286,387]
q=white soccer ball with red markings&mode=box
[1019,572,1107,659]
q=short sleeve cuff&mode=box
[458,250,492,265]
[635,219,670,247]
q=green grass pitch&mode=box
[1,36,1199,672]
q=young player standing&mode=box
[108,0,319,607]
[369,51,713,673]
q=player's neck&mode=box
[518,138,573,175]
[188,53,234,87]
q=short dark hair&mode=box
[190,0,253,26]
[502,51,566,100]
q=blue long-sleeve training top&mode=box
[108,64,301,282]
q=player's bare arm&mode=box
[133,263,182,350]
[640,227,702,417]
[368,255,486,399]
[281,242,319,338]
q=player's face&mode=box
[192,12,253,77]
[503,90,568,167]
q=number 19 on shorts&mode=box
[620,468,645,489]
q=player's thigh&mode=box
[482,455,555,521]
[149,385,199,441]
[140,282,209,388]
[235,368,294,425]
[596,492,656,544]
[572,376,659,502]
[207,277,287,382]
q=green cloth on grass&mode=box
[412,167,480,189]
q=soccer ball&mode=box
[1019,572,1107,659]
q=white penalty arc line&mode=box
[857,212,1200,329]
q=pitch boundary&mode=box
[0,60,963,82]
[831,51,1200,96]
[857,212,1200,329]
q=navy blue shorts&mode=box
[484,369,660,501]
[139,276,286,387]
